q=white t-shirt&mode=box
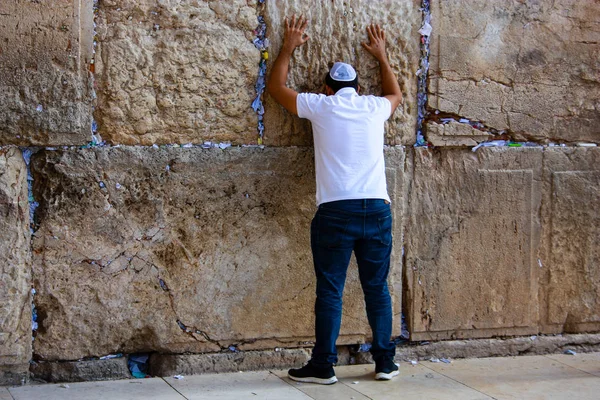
[297,87,392,206]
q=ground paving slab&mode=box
[8,377,184,400]
[426,355,600,400]
[273,369,371,400]
[336,364,491,400]
[4,353,600,399]
[0,387,12,400]
[545,353,600,378]
[163,371,311,400]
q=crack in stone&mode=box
[79,248,158,276]
[415,0,432,147]
[141,226,165,241]
[158,278,168,291]
[90,0,101,146]
[280,282,312,305]
[437,75,515,88]
[20,147,41,350]
[252,0,267,145]
[423,108,587,146]
[425,110,506,136]
[165,272,312,352]
[175,318,225,349]
[158,274,227,350]
[441,75,574,89]
[20,147,42,234]
[291,283,311,301]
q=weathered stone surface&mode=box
[30,357,130,383]
[427,121,493,147]
[263,0,421,146]
[428,0,600,144]
[31,146,405,360]
[0,1,93,146]
[149,348,310,376]
[25,334,600,382]
[393,334,600,362]
[540,148,600,334]
[95,1,259,145]
[405,147,542,341]
[0,148,31,385]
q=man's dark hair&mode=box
[325,73,359,93]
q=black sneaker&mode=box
[288,361,338,385]
[375,357,400,380]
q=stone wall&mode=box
[405,147,542,340]
[0,148,31,385]
[428,0,600,145]
[404,0,600,340]
[30,147,405,361]
[540,148,600,334]
[404,147,599,341]
[263,0,421,146]
[0,0,94,146]
[95,0,259,145]
[0,0,598,384]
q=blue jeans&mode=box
[310,199,395,366]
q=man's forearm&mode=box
[378,57,402,101]
[266,15,307,115]
[268,46,294,91]
[266,44,300,115]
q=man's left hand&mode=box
[283,14,309,52]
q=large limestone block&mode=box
[0,148,31,385]
[95,1,259,145]
[427,120,493,147]
[540,147,600,334]
[0,1,93,146]
[264,0,421,146]
[405,147,543,341]
[30,357,131,383]
[429,1,600,144]
[31,146,405,360]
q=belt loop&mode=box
[362,199,367,209]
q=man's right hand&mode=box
[362,24,388,62]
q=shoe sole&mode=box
[288,374,338,385]
[375,363,400,380]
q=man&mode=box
[267,15,403,384]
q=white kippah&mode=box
[329,62,357,82]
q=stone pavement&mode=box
[3,353,600,399]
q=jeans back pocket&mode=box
[377,214,393,246]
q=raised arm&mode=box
[361,24,403,114]
[266,15,310,116]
